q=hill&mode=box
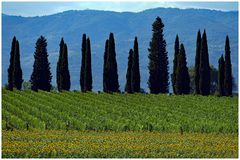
[2,8,238,91]
[2,89,238,133]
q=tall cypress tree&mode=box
[80,34,86,92]
[61,43,71,91]
[224,36,232,96]
[172,34,179,94]
[84,37,92,92]
[195,30,201,94]
[148,17,169,94]
[218,55,225,96]
[57,38,64,91]
[30,36,52,91]
[131,37,141,93]
[13,40,23,90]
[106,33,119,92]
[175,44,190,94]
[125,49,134,93]
[7,36,16,91]
[199,30,210,96]
[103,39,109,92]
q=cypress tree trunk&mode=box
[224,36,232,96]
[80,34,86,92]
[103,39,109,92]
[7,36,16,91]
[195,30,201,94]
[148,17,169,94]
[106,33,119,92]
[30,36,52,91]
[172,34,179,94]
[176,44,190,94]
[131,37,141,93]
[218,55,225,96]
[125,49,134,93]
[199,30,210,96]
[62,43,71,91]
[57,38,64,91]
[13,40,23,90]
[84,38,92,92]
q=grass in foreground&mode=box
[2,130,238,158]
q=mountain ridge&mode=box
[2,7,238,91]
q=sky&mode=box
[2,2,238,17]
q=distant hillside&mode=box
[2,8,238,91]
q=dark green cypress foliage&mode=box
[103,39,109,92]
[61,43,71,91]
[131,37,141,93]
[195,30,201,94]
[199,30,210,96]
[218,55,225,96]
[84,38,92,92]
[106,33,119,92]
[30,36,52,91]
[13,40,23,90]
[176,44,190,94]
[172,34,179,94]
[148,17,169,94]
[57,38,64,91]
[80,34,86,92]
[7,36,16,91]
[125,49,134,93]
[224,36,232,96]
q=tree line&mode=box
[7,16,233,96]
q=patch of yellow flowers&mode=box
[2,130,238,158]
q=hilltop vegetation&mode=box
[2,89,237,133]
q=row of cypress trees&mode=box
[7,17,233,96]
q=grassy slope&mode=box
[2,89,238,133]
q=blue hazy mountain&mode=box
[2,8,238,91]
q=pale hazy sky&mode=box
[2,2,238,17]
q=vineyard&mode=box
[2,89,238,158]
[2,89,238,133]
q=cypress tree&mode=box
[7,36,16,91]
[131,37,141,92]
[80,34,86,92]
[103,39,109,92]
[224,36,232,96]
[175,44,190,94]
[195,30,201,94]
[57,38,64,91]
[84,38,92,92]
[172,34,179,94]
[125,49,134,93]
[148,17,169,94]
[30,36,52,91]
[61,43,71,91]
[13,40,23,90]
[218,55,225,96]
[106,33,119,92]
[199,30,210,96]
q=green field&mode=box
[2,89,238,133]
[2,89,238,158]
